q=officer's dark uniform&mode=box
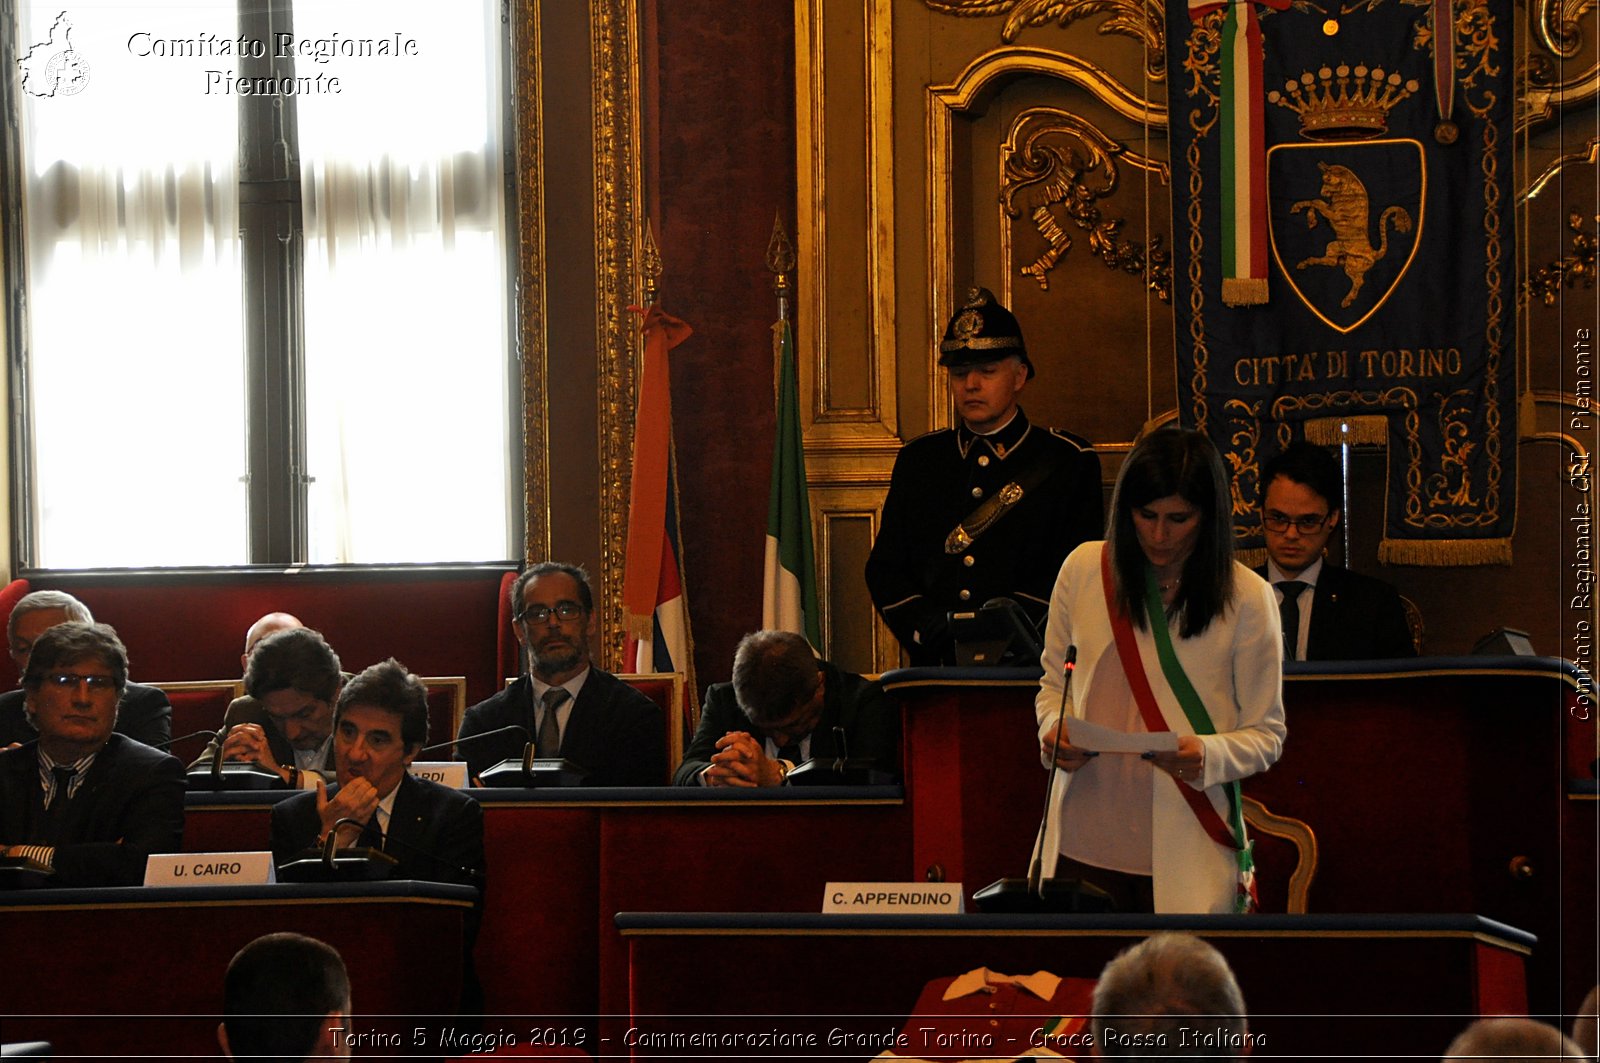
[865,288,1103,665]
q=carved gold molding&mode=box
[593,0,645,669]
[928,48,1166,429]
[1524,211,1599,307]
[999,107,1172,301]
[514,0,550,568]
[1522,2,1600,129]
[1521,136,1600,203]
[922,0,1166,82]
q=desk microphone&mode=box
[1027,644,1076,898]
[155,728,220,751]
[417,724,529,759]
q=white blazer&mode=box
[1033,541,1287,913]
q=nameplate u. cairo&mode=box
[145,851,275,887]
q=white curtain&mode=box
[296,0,512,564]
[18,1,247,567]
[16,0,514,567]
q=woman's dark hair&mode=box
[1107,427,1236,636]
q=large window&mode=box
[6,0,515,568]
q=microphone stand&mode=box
[1027,645,1076,899]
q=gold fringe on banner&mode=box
[1302,416,1390,446]
[1378,537,1513,566]
[625,614,655,642]
[1221,278,1269,306]
[1236,546,1268,569]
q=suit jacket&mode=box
[865,408,1103,665]
[1259,562,1417,661]
[269,772,486,892]
[0,683,172,750]
[0,733,186,887]
[456,668,667,786]
[673,661,900,785]
[185,695,337,779]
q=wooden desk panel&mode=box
[0,883,471,1063]
[619,913,1533,1063]
[885,658,1590,1013]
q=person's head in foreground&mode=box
[219,932,352,1061]
[1090,932,1249,1059]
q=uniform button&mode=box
[971,487,983,498]
[977,455,990,467]
[963,555,975,567]
[959,590,971,601]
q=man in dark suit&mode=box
[456,562,666,786]
[0,590,171,749]
[866,287,1103,665]
[271,659,485,1013]
[270,658,485,888]
[0,622,184,886]
[1258,442,1416,661]
[188,624,341,784]
[673,630,898,786]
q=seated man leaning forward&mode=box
[674,630,899,787]
[270,658,485,890]
[0,590,172,749]
[189,626,343,785]
[0,622,185,886]
[457,562,666,786]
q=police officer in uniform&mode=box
[866,287,1103,665]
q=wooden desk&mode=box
[885,656,1594,1015]
[618,912,1534,1063]
[0,881,472,1063]
[183,786,911,1022]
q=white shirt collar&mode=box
[1267,555,1324,588]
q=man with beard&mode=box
[455,562,666,786]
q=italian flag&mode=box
[761,319,821,647]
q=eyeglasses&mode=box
[516,601,585,624]
[42,673,118,691]
[1262,511,1331,534]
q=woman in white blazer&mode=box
[1034,428,1286,913]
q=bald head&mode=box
[242,613,304,674]
[1444,1019,1584,1063]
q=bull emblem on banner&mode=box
[1267,140,1424,333]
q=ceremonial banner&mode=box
[1169,0,1515,564]
[761,319,822,648]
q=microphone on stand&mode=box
[1028,645,1076,897]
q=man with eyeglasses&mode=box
[673,630,898,787]
[1258,442,1415,661]
[0,589,172,750]
[455,562,666,786]
[0,622,184,885]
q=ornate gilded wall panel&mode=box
[515,0,551,568]
[592,0,645,667]
[813,491,900,673]
[927,49,1170,441]
[796,0,901,446]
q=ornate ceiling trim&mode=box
[922,0,1166,83]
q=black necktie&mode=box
[537,688,569,759]
[1278,581,1308,661]
[776,741,803,765]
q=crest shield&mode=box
[1268,139,1424,334]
